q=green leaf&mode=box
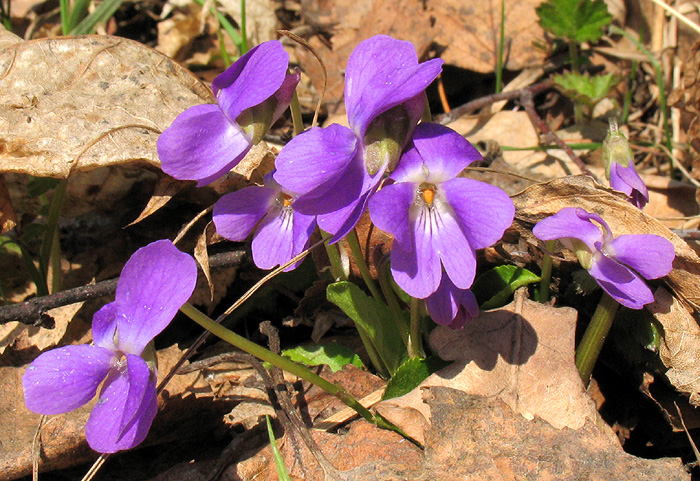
[280,343,363,373]
[554,72,618,107]
[382,357,450,401]
[27,177,60,198]
[327,281,407,376]
[536,0,613,43]
[266,416,292,481]
[472,265,540,310]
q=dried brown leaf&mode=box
[0,34,213,178]
[128,173,186,226]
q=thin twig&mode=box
[0,250,246,326]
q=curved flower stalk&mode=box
[369,123,515,299]
[158,40,300,186]
[532,207,674,309]
[425,272,479,329]
[602,118,648,209]
[274,35,444,241]
[213,171,316,271]
[22,240,198,453]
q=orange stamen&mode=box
[421,188,435,206]
[283,194,293,207]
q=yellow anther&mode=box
[282,194,293,207]
[421,188,435,207]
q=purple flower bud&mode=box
[425,272,479,329]
[602,118,648,209]
[533,207,675,309]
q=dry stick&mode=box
[519,90,599,182]
[0,250,246,326]
[259,321,345,481]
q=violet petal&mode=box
[213,41,290,121]
[85,354,157,453]
[607,234,675,279]
[441,177,515,250]
[158,104,252,185]
[115,240,197,356]
[409,124,483,182]
[250,206,295,270]
[92,302,118,351]
[589,254,654,309]
[369,181,415,248]
[23,345,114,415]
[213,186,277,242]
[432,201,477,289]
[532,207,603,252]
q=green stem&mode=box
[346,229,383,303]
[378,259,409,347]
[568,41,579,72]
[180,303,376,422]
[49,230,62,294]
[408,297,423,358]
[320,230,346,281]
[290,90,304,138]
[538,240,556,303]
[239,0,247,54]
[575,292,620,383]
[495,0,505,94]
[39,180,66,294]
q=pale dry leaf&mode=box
[194,221,215,301]
[218,0,279,45]
[375,290,590,445]
[128,173,187,226]
[0,34,214,178]
[513,175,700,400]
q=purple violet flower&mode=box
[602,118,649,209]
[213,171,316,271]
[425,272,479,329]
[369,123,515,298]
[22,240,197,453]
[157,41,300,186]
[532,207,674,309]
[273,35,443,241]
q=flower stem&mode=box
[538,240,556,303]
[378,259,409,347]
[321,230,346,281]
[408,296,424,358]
[575,292,620,384]
[346,229,384,303]
[290,90,304,137]
[40,180,67,294]
[180,302,376,423]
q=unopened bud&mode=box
[601,117,633,179]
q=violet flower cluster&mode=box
[533,207,674,309]
[22,240,197,453]
[158,35,517,328]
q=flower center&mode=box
[418,183,437,207]
[282,193,293,208]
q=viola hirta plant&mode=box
[533,207,674,309]
[22,240,197,453]
[274,35,444,241]
[157,40,300,186]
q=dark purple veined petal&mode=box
[606,234,675,279]
[532,207,604,252]
[368,181,415,248]
[114,240,198,356]
[589,254,654,309]
[213,186,278,242]
[23,344,114,415]
[441,177,515,251]
[250,205,295,270]
[157,104,252,185]
[84,354,157,453]
[431,200,478,290]
[213,41,291,122]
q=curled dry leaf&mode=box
[0,29,214,178]
[375,290,591,445]
[513,175,700,403]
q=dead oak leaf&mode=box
[375,290,592,445]
[0,29,213,178]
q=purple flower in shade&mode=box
[425,272,479,329]
[213,171,316,271]
[369,123,515,298]
[602,118,648,209]
[273,35,443,241]
[532,207,674,309]
[22,240,197,453]
[157,41,300,186]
